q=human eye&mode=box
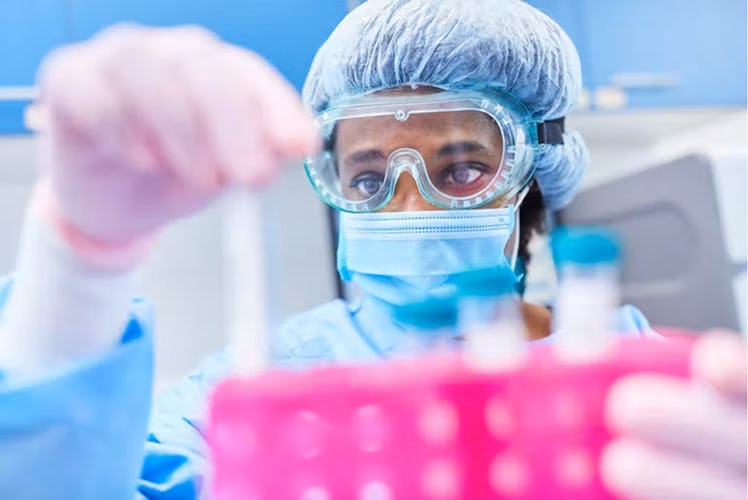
[440,162,489,187]
[349,172,385,198]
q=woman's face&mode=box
[334,87,523,258]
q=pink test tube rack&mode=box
[208,334,694,500]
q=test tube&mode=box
[222,188,273,376]
[391,296,460,357]
[551,227,621,361]
[454,266,527,371]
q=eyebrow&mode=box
[436,140,491,157]
[343,149,386,165]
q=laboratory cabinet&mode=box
[3,1,745,132]
[0,0,347,133]
[527,0,746,110]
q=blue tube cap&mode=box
[551,226,621,265]
[392,296,459,330]
[452,266,518,298]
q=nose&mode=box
[381,172,440,212]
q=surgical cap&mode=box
[302,0,588,210]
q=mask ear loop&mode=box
[508,185,531,273]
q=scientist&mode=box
[0,0,744,499]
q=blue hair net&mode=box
[302,0,588,210]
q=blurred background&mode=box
[0,0,745,391]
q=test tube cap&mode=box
[452,266,518,298]
[392,296,459,330]
[551,226,621,266]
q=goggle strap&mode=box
[537,116,565,145]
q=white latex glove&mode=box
[33,24,319,268]
[602,330,747,500]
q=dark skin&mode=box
[335,89,552,340]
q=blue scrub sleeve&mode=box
[0,278,155,500]
[136,350,232,499]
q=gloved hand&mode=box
[602,330,747,500]
[33,24,319,267]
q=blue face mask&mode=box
[337,208,518,306]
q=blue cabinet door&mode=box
[69,0,348,91]
[0,0,72,133]
[581,0,746,108]
[525,0,746,109]
[0,1,347,133]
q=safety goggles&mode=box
[304,88,564,213]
